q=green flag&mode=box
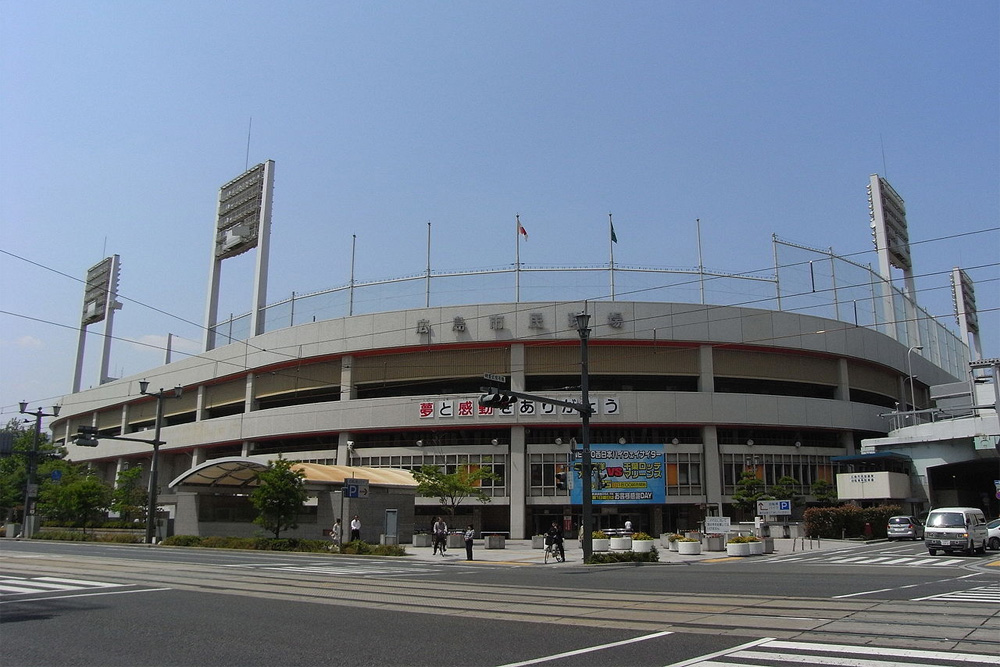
[610,219,618,244]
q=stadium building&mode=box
[49,165,986,539]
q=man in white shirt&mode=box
[432,517,448,555]
[350,515,361,542]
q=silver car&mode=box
[987,518,1000,551]
[886,515,924,541]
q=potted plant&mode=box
[726,535,752,557]
[746,535,764,555]
[631,532,654,553]
[704,533,725,551]
[676,536,702,555]
[592,530,610,552]
[531,534,546,549]
[609,533,632,550]
[662,533,682,551]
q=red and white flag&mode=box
[516,215,528,240]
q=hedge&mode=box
[803,505,902,539]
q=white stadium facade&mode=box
[50,165,995,539]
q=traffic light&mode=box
[478,392,517,409]
[73,425,100,447]
[555,471,567,490]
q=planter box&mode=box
[609,536,632,550]
[667,540,679,552]
[748,540,764,556]
[632,539,654,553]
[677,541,702,555]
[412,534,432,547]
[761,537,774,553]
[726,542,751,557]
[592,538,610,552]
[446,534,464,549]
[704,535,725,551]
[485,535,505,549]
[532,535,546,549]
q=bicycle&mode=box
[544,539,565,563]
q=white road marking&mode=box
[496,630,673,667]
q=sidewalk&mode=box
[405,536,859,565]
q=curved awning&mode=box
[168,456,417,489]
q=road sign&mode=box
[344,478,369,499]
[756,499,792,516]
[483,373,507,383]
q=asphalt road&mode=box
[2,539,997,667]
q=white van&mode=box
[923,507,988,555]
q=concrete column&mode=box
[195,385,206,422]
[698,344,715,393]
[509,425,527,538]
[341,355,356,400]
[836,358,850,401]
[191,447,206,467]
[702,425,722,512]
[510,344,525,392]
[840,431,855,456]
[245,373,256,413]
[337,432,353,466]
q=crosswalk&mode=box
[763,552,971,568]
[0,575,126,598]
[670,638,997,666]
[912,581,1000,603]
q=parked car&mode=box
[987,518,1000,551]
[886,515,924,541]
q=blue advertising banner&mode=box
[570,443,665,504]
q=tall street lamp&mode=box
[138,380,182,544]
[575,311,595,562]
[18,401,60,538]
[907,345,923,415]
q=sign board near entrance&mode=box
[704,517,731,534]
[756,500,792,516]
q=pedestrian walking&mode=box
[350,515,361,542]
[330,518,342,551]
[464,525,475,561]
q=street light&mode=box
[18,401,60,538]
[575,311,594,562]
[907,345,923,415]
[138,380,182,544]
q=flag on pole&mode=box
[610,217,618,244]
[517,215,528,240]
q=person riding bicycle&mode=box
[545,522,565,562]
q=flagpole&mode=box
[609,212,616,301]
[696,218,705,305]
[425,221,432,308]
[515,214,521,302]
[349,234,356,316]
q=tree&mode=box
[731,469,771,518]
[0,418,64,523]
[250,457,307,538]
[769,476,804,507]
[810,479,839,506]
[38,473,112,531]
[111,465,146,523]
[412,463,499,516]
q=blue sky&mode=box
[1,1,997,420]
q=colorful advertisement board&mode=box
[570,443,665,504]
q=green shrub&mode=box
[804,504,902,539]
[32,530,93,541]
[631,532,653,541]
[587,546,659,564]
[592,530,607,539]
[162,535,204,547]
